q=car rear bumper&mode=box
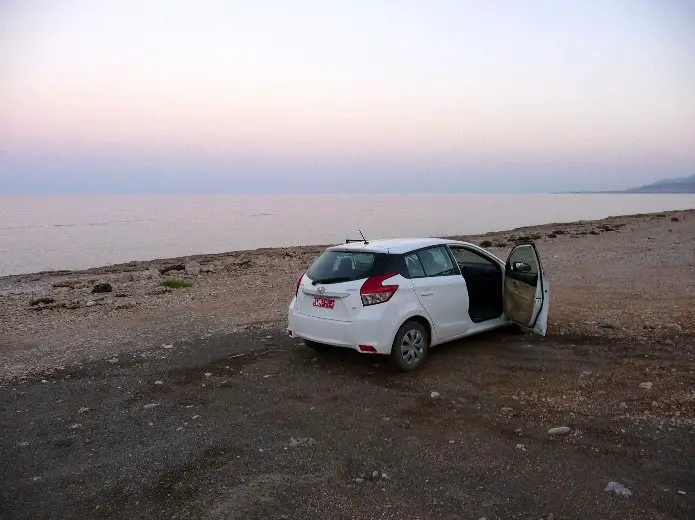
[287,300,395,355]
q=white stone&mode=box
[185,262,202,275]
[548,426,571,436]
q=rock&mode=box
[52,280,77,288]
[107,358,118,364]
[430,391,440,399]
[30,297,55,306]
[548,426,571,436]
[160,264,185,275]
[78,407,89,414]
[192,415,200,420]
[17,441,29,447]
[604,481,632,497]
[289,437,316,447]
[639,382,653,390]
[355,477,364,483]
[162,344,174,349]
[115,299,137,310]
[664,323,682,332]
[372,470,379,478]
[91,282,112,294]
[69,423,83,429]
[516,443,526,451]
[176,426,184,432]
[598,321,617,329]
[115,272,133,283]
[154,380,164,385]
[85,300,97,307]
[65,300,81,309]
[185,262,202,276]
[381,472,387,478]
[204,372,212,377]
[500,407,514,413]
[143,403,159,409]
[678,490,687,495]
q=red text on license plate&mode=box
[313,296,335,309]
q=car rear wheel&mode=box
[391,320,429,372]
[304,339,329,352]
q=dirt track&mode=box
[1,326,694,520]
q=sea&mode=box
[1,193,694,277]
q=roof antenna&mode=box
[359,230,368,244]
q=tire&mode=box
[390,320,429,372]
[304,339,329,352]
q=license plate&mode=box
[313,296,335,309]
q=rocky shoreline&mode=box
[1,208,693,378]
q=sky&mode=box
[1,0,694,194]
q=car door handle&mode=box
[420,291,434,296]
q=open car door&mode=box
[503,243,549,335]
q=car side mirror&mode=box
[513,261,531,273]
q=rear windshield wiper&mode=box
[311,277,353,285]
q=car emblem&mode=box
[317,286,325,294]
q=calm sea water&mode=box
[1,193,694,276]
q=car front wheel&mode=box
[391,320,429,372]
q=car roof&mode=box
[327,237,478,254]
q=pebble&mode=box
[154,380,163,385]
[17,441,29,447]
[604,481,632,497]
[639,382,653,390]
[107,358,118,364]
[372,470,379,478]
[382,472,387,479]
[78,407,89,414]
[85,300,97,307]
[69,423,83,429]
[204,372,212,377]
[41,379,48,384]
[32,477,42,482]
[192,415,199,420]
[548,426,571,436]
[516,443,527,451]
[162,344,174,349]
[500,407,514,413]
[143,403,159,409]
[678,490,687,495]
[355,478,364,484]
[176,426,184,432]
[430,391,440,399]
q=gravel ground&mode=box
[1,209,693,379]
[1,327,693,519]
[0,209,694,519]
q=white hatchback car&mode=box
[287,238,549,371]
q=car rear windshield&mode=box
[307,251,388,284]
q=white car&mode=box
[287,238,549,371]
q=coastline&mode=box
[1,208,694,377]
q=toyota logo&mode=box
[317,286,325,294]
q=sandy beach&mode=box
[1,209,693,378]
[1,209,694,519]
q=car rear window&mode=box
[307,251,387,284]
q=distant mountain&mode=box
[623,173,695,194]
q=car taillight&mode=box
[295,273,304,297]
[360,272,398,306]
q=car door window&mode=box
[417,246,456,277]
[404,253,426,278]
[506,245,539,285]
[449,247,496,267]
